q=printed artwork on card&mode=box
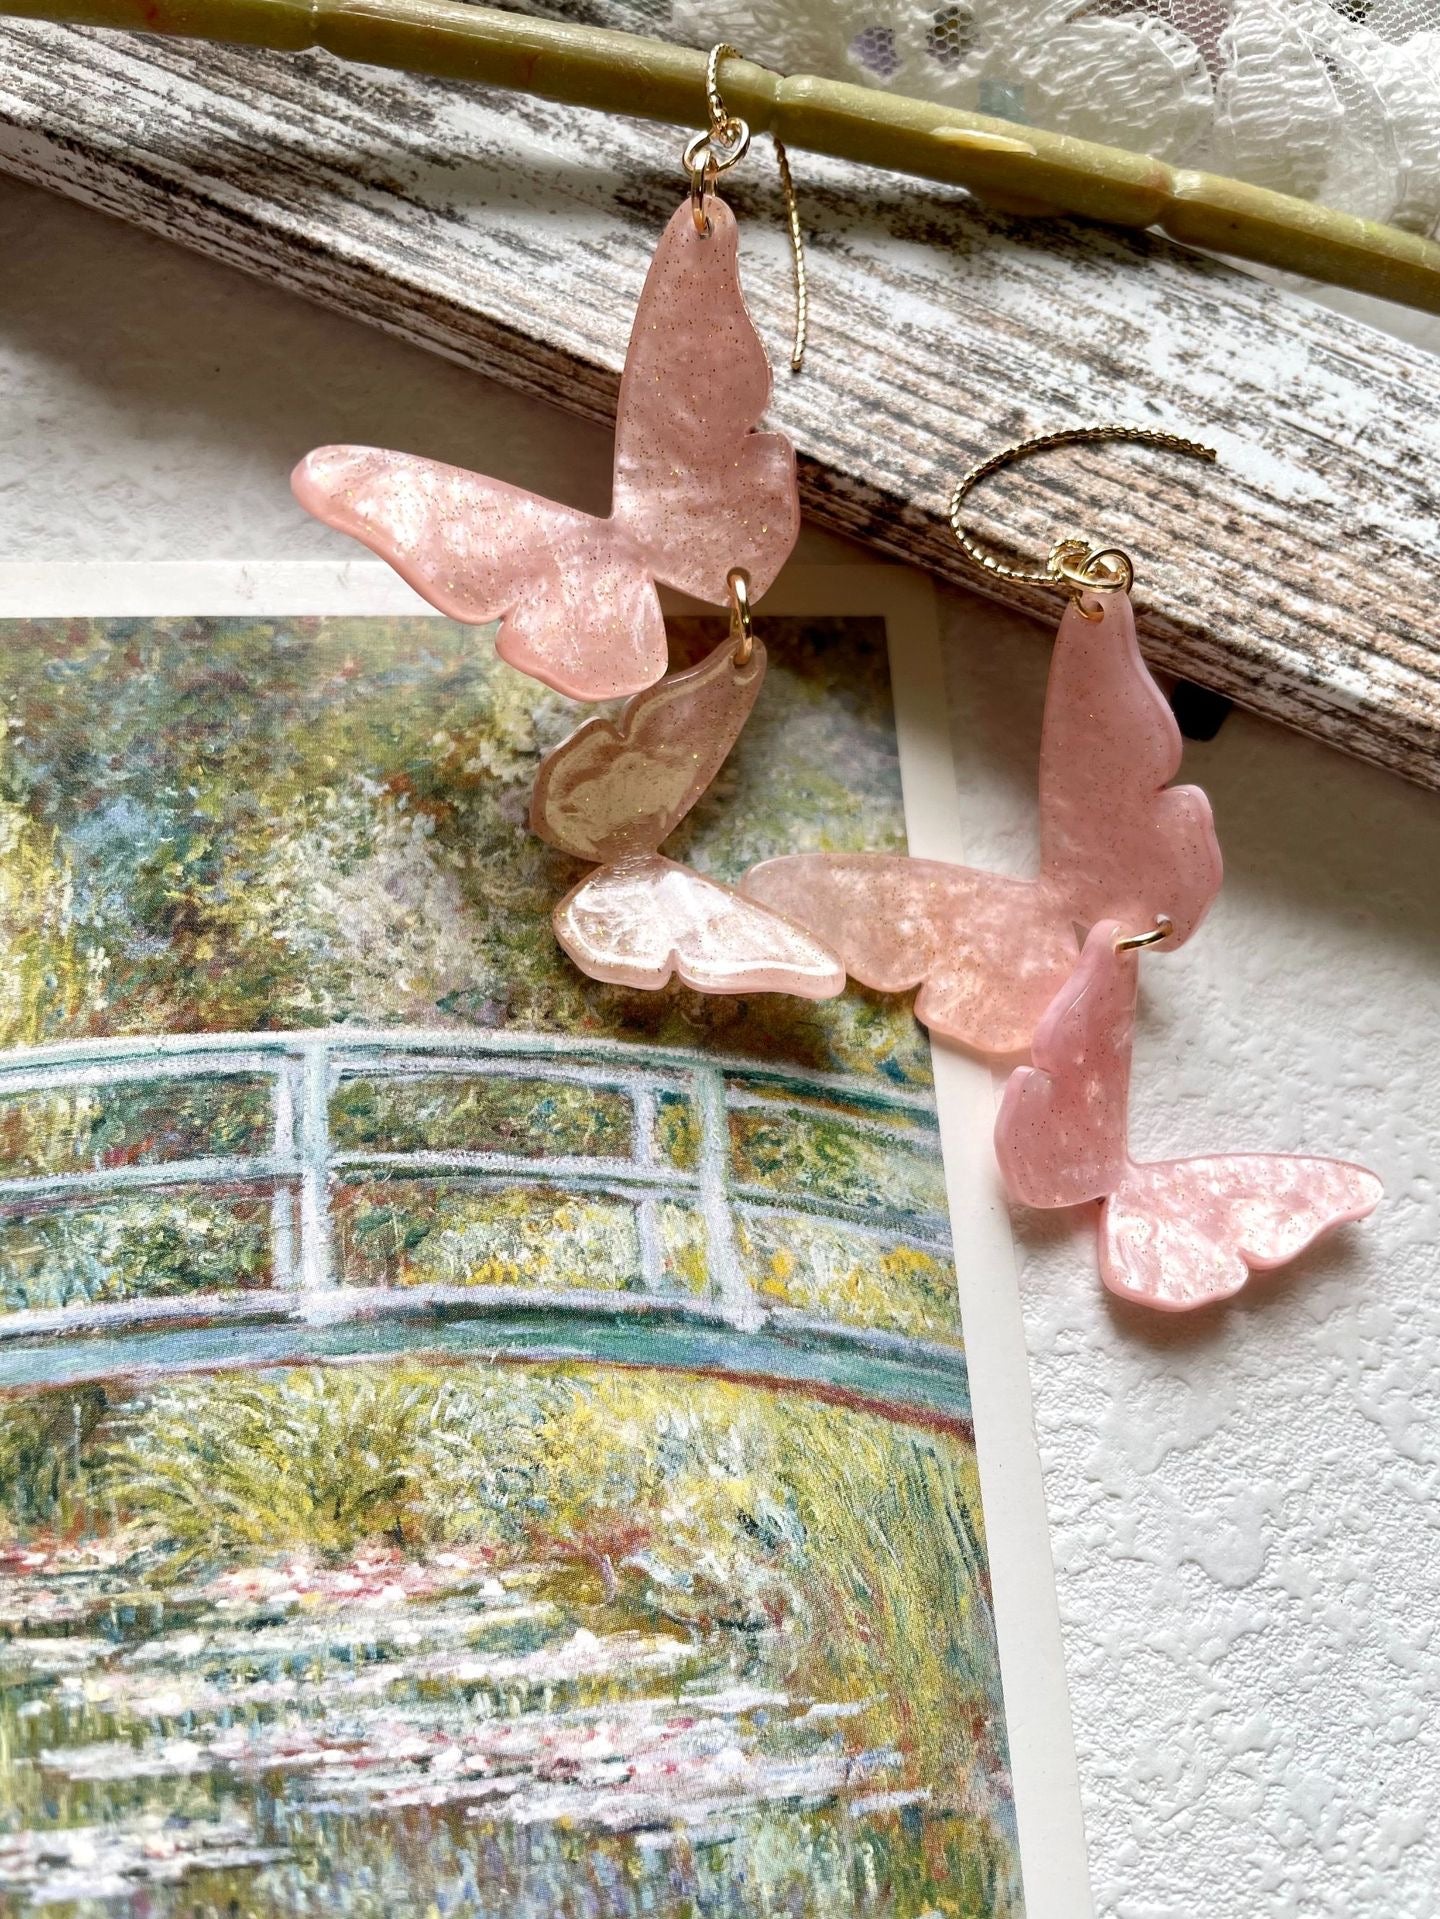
[0,567,1085,1919]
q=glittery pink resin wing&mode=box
[1039,592,1222,944]
[532,636,844,998]
[292,197,799,702]
[992,919,1136,1209]
[555,859,846,996]
[531,630,769,865]
[611,197,798,610]
[1101,1155,1382,1311]
[995,921,1381,1311]
[290,456,659,702]
[740,853,1074,1055]
[742,589,1222,1057]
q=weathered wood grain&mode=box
[9,0,1440,314]
[0,22,1437,787]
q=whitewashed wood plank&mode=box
[0,22,1436,787]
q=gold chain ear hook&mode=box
[771,135,808,374]
[704,40,746,144]
[947,425,1217,616]
[684,42,808,372]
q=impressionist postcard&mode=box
[0,564,1088,1918]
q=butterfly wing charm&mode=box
[531,633,767,861]
[1040,591,1223,943]
[740,589,1222,1058]
[612,197,799,609]
[291,455,664,701]
[995,921,1381,1311]
[556,855,846,997]
[534,636,844,998]
[993,917,1136,1207]
[1102,1155,1383,1311]
[293,198,798,701]
[741,855,1075,1054]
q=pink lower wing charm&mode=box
[554,855,846,997]
[994,921,1382,1311]
[742,589,1223,1057]
[531,635,844,999]
[292,197,799,701]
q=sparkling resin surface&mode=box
[994,921,1382,1310]
[293,198,799,700]
[534,635,844,998]
[744,590,1223,1055]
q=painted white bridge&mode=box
[0,1029,968,1428]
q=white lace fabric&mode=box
[516,1,1440,238]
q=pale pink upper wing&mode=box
[993,919,1137,1208]
[1101,1154,1382,1311]
[532,637,767,862]
[555,855,845,998]
[1039,591,1222,945]
[611,197,800,606]
[292,447,666,701]
[742,853,1076,1056]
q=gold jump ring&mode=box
[684,125,750,233]
[728,567,754,667]
[1114,914,1176,952]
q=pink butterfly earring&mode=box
[530,571,845,998]
[292,43,805,703]
[995,918,1382,1312]
[743,426,1226,1057]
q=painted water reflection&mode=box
[1,1363,1020,1916]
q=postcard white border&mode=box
[0,560,1091,1917]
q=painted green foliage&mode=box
[0,612,955,1332]
[0,612,920,1070]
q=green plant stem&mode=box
[5,0,1440,314]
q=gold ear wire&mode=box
[771,133,808,374]
[685,42,808,373]
[947,425,1218,613]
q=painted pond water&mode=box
[0,1364,1021,1917]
